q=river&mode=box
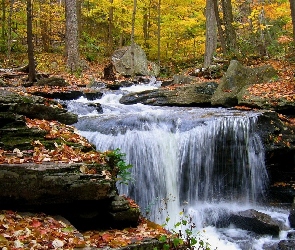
[66,81,291,250]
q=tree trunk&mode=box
[221,0,236,53]
[1,0,5,43]
[65,0,80,73]
[130,0,137,76]
[143,7,149,49]
[290,0,295,44]
[7,0,13,59]
[39,0,50,52]
[108,0,114,55]
[213,0,227,54]
[204,0,217,68]
[157,0,161,66]
[27,0,36,83]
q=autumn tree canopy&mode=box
[0,0,293,72]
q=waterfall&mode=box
[67,85,291,250]
[77,109,268,225]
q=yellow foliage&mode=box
[1,0,294,67]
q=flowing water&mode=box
[66,82,291,250]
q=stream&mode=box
[66,81,291,250]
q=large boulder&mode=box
[0,90,77,124]
[229,209,288,236]
[211,60,277,107]
[0,163,115,205]
[119,81,218,106]
[0,163,140,230]
[111,44,160,77]
[31,89,103,101]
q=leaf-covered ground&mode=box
[244,60,295,102]
[0,118,106,165]
[0,208,169,249]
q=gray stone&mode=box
[278,240,295,250]
[34,77,70,87]
[173,75,196,85]
[211,60,277,107]
[111,44,159,77]
[230,209,288,236]
[0,163,116,205]
[289,208,295,228]
[0,90,77,124]
[110,195,130,212]
[119,81,218,106]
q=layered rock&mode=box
[255,111,295,203]
[0,162,139,230]
[0,89,77,124]
[120,81,218,106]
[0,88,141,232]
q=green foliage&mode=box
[106,148,134,185]
[157,210,212,250]
[80,32,103,62]
[147,197,213,250]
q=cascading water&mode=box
[66,83,290,250]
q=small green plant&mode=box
[147,197,214,250]
[156,210,212,250]
[106,148,134,185]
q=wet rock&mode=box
[12,102,78,124]
[106,80,134,90]
[109,195,140,229]
[255,111,295,203]
[277,240,295,250]
[229,209,287,236]
[262,242,279,250]
[211,60,277,107]
[119,81,218,106]
[289,208,295,228]
[287,230,295,238]
[88,103,103,113]
[84,91,103,101]
[161,79,173,87]
[118,239,165,250]
[31,90,84,100]
[31,89,103,101]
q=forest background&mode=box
[0,0,294,77]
